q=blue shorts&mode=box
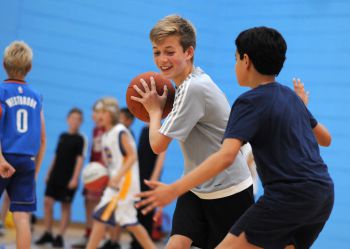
[0,154,36,212]
[230,181,334,249]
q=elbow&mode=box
[319,135,332,147]
[150,142,166,155]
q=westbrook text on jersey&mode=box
[5,95,37,109]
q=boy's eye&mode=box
[153,51,160,56]
[166,51,175,56]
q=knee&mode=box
[44,197,54,209]
[12,212,30,224]
[166,235,192,249]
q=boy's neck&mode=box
[68,129,79,134]
[7,75,25,81]
[248,74,276,88]
[173,64,194,87]
[104,123,114,132]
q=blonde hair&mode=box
[150,15,196,62]
[101,97,120,125]
[3,41,33,78]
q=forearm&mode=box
[71,156,84,182]
[35,111,46,177]
[150,151,166,181]
[113,154,137,184]
[149,111,170,154]
[171,140,240,196]
[35,137,46,177]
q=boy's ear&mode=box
[26,64,32,73]
[243,54,251,69]
[185,46,194,60]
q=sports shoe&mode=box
[71,236,88,248]
[35,231,54,245]
[53,235,64,248]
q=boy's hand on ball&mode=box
[131,76,168,116]
[135,180,177,215]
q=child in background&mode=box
[86,97,156,249]
[72,100,107,249]
[119,107,135,134]
[36,108,86,248]
[130,124,166,249]
[0,41,46,249]
[137,27,334,249]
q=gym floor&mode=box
[0,222,167,249]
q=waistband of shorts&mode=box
[191,176,253,200]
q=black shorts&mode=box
[171,186,254,249]
[45,183,77,203]
[230,182,334,249]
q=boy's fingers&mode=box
[140,78,150,92]
[130,96,143,103]
[144,179,162,189]
[133,85,145,97]
[142,204,157,215]
[150,77,156,91]
[135,189,153,199]
[135,195,156,208]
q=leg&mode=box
[127,224,156,249]
[85,198,99,235]
[170,192,207,248]
[109,225,122,242]
[13,211,31,249]
[166,234,192,249]
[0,192,10,224]
[216,232,262,249]
[130,207,154,249]
[58,202,71,235]
[43,196,55,232]
[204,186,254,248]
[86,220,107,249]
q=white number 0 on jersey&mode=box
[16,109,28,133]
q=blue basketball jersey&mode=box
[0,80,42,156]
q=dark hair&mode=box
[120,107,134,121]
[235,27,287,76]
[68,107,83,118]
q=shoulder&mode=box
[180,67,215,97]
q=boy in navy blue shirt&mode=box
[0,41,46,249]
[137,27,334,249]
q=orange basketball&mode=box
[126,72,175,122]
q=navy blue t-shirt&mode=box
[224,82,333,193]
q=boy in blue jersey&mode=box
[137,27,334,249]
[0,41,46,249]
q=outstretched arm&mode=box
[136,138,241,214]
[293,78,331,147]
[35,110,47,179]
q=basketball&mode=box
[126,72,175,122]
[82,162,109,192]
